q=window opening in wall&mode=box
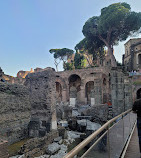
[68,74,81,102]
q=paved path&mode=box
[125,126,140,158]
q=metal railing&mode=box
[64,109,137,158]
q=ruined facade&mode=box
[123,38,141,71]
[0,65,133,142]
[55,67,132,117]
[24,66,133,137]
[55,67,110,106]
[17,68,34,78]
[24,68,57,137]
[0,67,47,85]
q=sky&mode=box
[0,0,141,76]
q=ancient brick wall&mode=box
[111,68,133,116]
[24,68,57,137]
[56,67,110,105]
[0,82,30,144]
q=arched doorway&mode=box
[138,54,141,69]
[56,82,62,103]
[68,74,81,105]
[137,88,141,99]
[85,81,94,104]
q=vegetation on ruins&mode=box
[63,52,87,70]
[50,48,88,71]
[74,52,87,69]
[81,2,141,67]
[75,38,105,67]
[49,48,74,71]
[63,62,74,71]
[50,2,141,71]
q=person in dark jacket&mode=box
[132,98,141,152]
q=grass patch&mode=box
[8,138,29,156]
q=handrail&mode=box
[63,109,132,158]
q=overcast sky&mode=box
[0,0,141,76]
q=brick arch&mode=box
[56,76,69,102]
[68,74,82,103]
[56,76,67,90]
[68,73,82,81]
[68,74,81,90]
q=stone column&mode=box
[94,79,102,105]
[79,86,86,104]
[137,54,139,65]
[69,86,77,107]
[90,89,95,106]
[62,89,67,102]
[124,77,133,111]
[51,109,57,130]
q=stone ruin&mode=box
[21,66,133,139]
[0,65,133,148]
[55,66,132,117]
[25,68,57,137]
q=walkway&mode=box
[125,126,140,158]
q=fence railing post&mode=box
[107,124,111,158]
[122,115,125,145]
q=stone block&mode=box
[72,108,80,117]
[91,98,95,106]
[69,98,76,107]
[54,136,62,142]
[46,142,61,155]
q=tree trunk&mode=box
[55,64,58,72]
[54,60,58,72]
[107,45,117,67]
[83,54,93,67]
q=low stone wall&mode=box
[0,82,30,144]
[0,140,9,158]
[19,130,59,157]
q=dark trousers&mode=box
[137,117,141,152]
